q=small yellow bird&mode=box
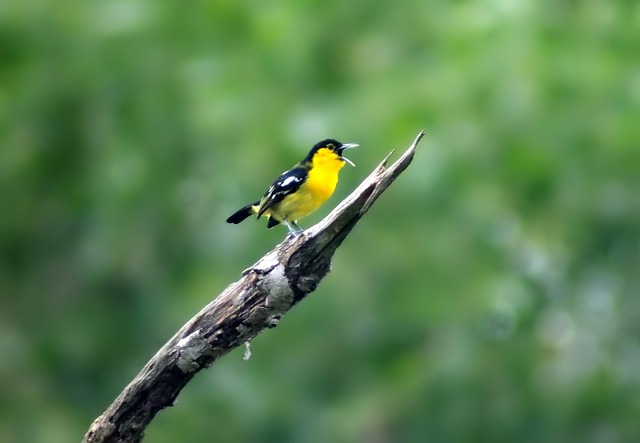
[226,139,358,235]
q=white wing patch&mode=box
[280,176,301,187]
[257,167,307,217]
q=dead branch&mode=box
[83,130,425,443]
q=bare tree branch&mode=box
[83,130,425,443]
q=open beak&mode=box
[339,143,359,167]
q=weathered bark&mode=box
[83,130,425,443]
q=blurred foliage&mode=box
[1,0,639,442]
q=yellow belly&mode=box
[271,160,342,221]
[267,181,331,221]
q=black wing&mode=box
[257,166,307,218]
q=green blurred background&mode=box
[2,0,639,442]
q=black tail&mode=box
[226,202,258,224]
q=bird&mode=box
[226,139,359,236]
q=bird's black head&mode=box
[304,139,359,166]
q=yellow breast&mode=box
[273,148,345,222]
[305,148,344,201]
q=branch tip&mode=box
[378,149,396,169]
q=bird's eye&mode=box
[326,143,334,149]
